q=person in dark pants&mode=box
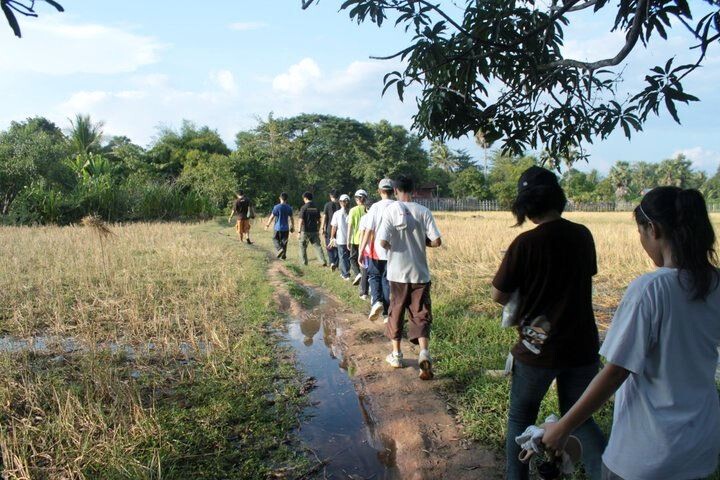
[321,189,340,270]
[297,192,327,266]
[265,192,294,259]
[359,179,395,321]
[347,189,368,285]
[228,190,254,244]
[491,166,606,480]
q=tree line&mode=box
[1,113,718,225]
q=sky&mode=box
[0,1,718,176]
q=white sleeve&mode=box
[599,278,657,375]
[330,211,338,227]
[376,209,394,243]
[424,209,441,242]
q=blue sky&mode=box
[0,1,718,175]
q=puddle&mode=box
[285,291,401,479]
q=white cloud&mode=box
[61,91,109,112]
[673,147,720,174]
[228,22,267,31]
[0,14,165,75]
[272,58,322,95]
[211,70,238,94]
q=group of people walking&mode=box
[230,166,720,480]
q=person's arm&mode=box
[542,363,630,452]
[297,218,304,237]
[228,204,236,223]
[358,228,372,266]
[330,225,337,239]
[428,238,442,248]
[265,214,276,230]
[289,214,295,233]
[320,211,327,235]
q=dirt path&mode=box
[268,260,500,480]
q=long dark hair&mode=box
[635,186,719,300]
[511,185,567,226]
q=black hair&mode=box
[302,191,313,201]
[511,185,567,226]
[280,192,288,201]
[634,186,719,300]
[393,174,414,193]
[329,189,338,198]
[237,190,245,196]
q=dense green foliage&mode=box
[2,113,718,225]
[303,0,720,165]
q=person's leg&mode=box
[280,231,289,258]
[379,260,390,315]
[360,265,369,296]
[406,282,432,345]
[557,363,607,480]
[506,362,557,480]
[367,259,382,305]
[299,233,309,265]
[385,281,409,351]
[272,231,283,254]
[236,220,243,241]
[310,233,327,265]
[245,220,252,243]
[349,244,360,276]
[339,245,350,278]
[326,234,338,266]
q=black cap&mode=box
[517,166,558,193]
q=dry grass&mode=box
[0,221,307,479]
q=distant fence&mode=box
[414,198,720,213]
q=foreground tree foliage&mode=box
[302,0,720,165]
[1,0,63,37]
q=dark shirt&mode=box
[234,197,251,219]
[493,218,599,368]
[299,201,321,233]
[323,200,340,235]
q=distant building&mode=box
[413,183,438,199]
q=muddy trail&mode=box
[269,261,499,480]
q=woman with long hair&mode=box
[542,186,720,480]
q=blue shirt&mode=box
[272,203,293,232]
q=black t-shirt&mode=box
[323,200,340,234]
[234,197,251,219]
[299,201,321,233]
[493,218,599,368]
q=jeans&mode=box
[325,231,338,266]
[367,259,389,315]
[273,230,289,258]
[299,232,327,266]
[506,360,606,480]
[338,244,350,278]
[349,244,360,276]
[360,265,369,296]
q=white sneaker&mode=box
[383,316,389,324]
[368,302,383,322]
[386,352,403,368]
[359,294,369,301]
[418,349,434,380]
[352,273,362,285]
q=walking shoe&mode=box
[352,273,362,285]
[368,302,383,322]
[246,238,253,245]
[359,294,369,301]
[418,349,434,380]
[342,275,351,281]
[383,316,389,324]
[331,263,337,272]
[385,352,403,369]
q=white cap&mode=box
[378,178,393,190]
[339,194,350,201]
[354,189,368,198]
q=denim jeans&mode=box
[299,232,327,266]
[325,232,338,266]
[338,244,350,278]
[506,360,606,480]
[367,259,389,314]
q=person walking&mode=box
[359,178,395,321]
[542,186,720,480]
[228,190,254,244]
[330,194,351,280]
[265,192,294,259]
[321,189,341,271]
[347,189,368,286]
[297,192,328,267]
[491,166,606,480]
[357,213,371,301]
[376,175,441,381]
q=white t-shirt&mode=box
[330,209,349,245]
[359,214,371,255]
[366,198,395,261]
[600,267,720,480]
[376,201,441,284]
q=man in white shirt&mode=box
[358,178,395,321]
[376,174,442,380]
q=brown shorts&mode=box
[236,218,251,234]
[385,281,432,344]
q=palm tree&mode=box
[474,130,493,178]
[67,114,104,155]
[430,140,458,172]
